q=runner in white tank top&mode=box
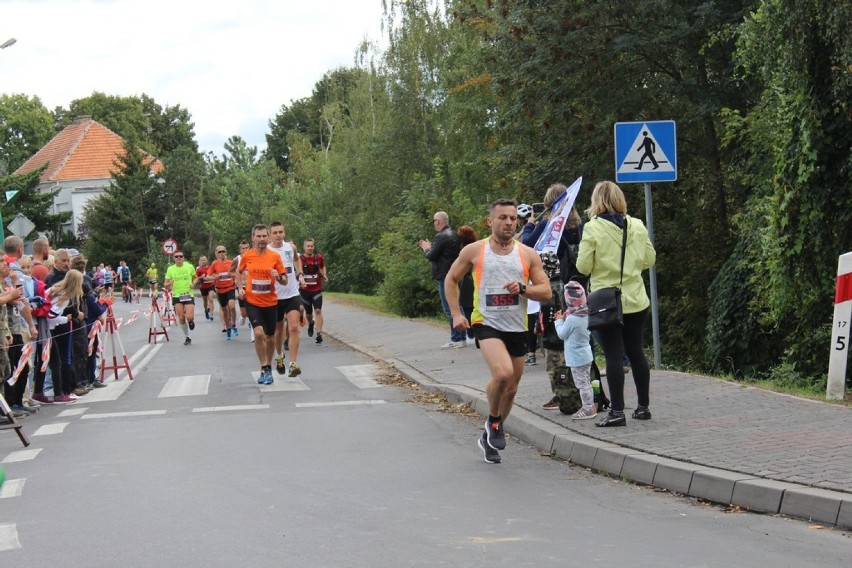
[444,199,552,464]
[269,222,306,378]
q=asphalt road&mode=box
[1,299,849,566]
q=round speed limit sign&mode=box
[162,238,179,255]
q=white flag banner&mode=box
[534,176,583,254]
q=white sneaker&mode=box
[441,341,465,349]
[466,337,476,346]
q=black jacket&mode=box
[424,226,460,280]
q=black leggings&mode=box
[596,309,650,412]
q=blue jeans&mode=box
[437,280,466,343]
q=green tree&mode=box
[81,141,167,266]
[0,94,54,175]
[714,0,852,382]
[1,168,71,240]
[57,92,198,158]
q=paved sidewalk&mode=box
[323,298,852,530]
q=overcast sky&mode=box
[1,0,386,155]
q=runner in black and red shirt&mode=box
[300,238,328,344]
[196,255,216,321]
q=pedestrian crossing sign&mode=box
[614,120,677,183]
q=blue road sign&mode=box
[614,120,677,183]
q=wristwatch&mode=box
[518,282,527,295]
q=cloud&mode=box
[1,0,385,155]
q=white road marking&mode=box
[33,422,69,436]
[0,478,25,499]
[159,374,211,398]
[57,407,88,417]
[81,410,167,420]
[0,523,21,551]
[337,364,383,389]
[251,372,309,391]
[295,400,387,408]
[192,404,270,413]
[84,343,165,403]
[1,448,42,463]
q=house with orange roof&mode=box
[13,116,163,236]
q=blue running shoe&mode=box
[264,369,274,385]
[257,370,266,384]
[232,325,239,337]
[226,328,232,340]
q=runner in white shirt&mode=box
[268,221,306,377]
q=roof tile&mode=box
[14,117,164,181]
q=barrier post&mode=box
[827,251,852,400]
[0,391,30,447]
[99,303,134,382]
[148,294,169,343]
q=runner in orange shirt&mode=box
[207,245,238,340]
[235,225,287,384]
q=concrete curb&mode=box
[327,330,852,531]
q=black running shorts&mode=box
[246,303,277,336]
[471,324,528,358]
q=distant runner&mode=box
[300,238,328,344]
[208,245,238,340]
[164,252,198,345]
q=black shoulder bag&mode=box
[586,218,627,331]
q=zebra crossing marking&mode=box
[1,448,42,463]
[0,478,25,499]
[337,364,383,389]
[159,374,211,398]
[32,422,69,436]
[0,523,21,551]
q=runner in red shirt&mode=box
[196,255,216,321]
[300,238,329,344]
[208,246,238,340]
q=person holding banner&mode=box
[576,181,656,427]
[521,182,586,288]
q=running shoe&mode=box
[288,362,301,378]
[184,337,192,346]
[263,369,274,385]
[188,320,195,331]
[257,369,266,384]
[31,393,52,405]
[53,394,76,404]
[275,356,286,375]
[478,432,501,464]
[316,332,323,344]
[485,418,506,450]
[232,325,239,337]
[226,328,232,340]
[222,326,228,333]
[10,405,31,418]
[307,321,314,337]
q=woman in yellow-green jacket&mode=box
[576,181,656,427]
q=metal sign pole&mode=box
[644,182,662,369]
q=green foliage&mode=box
[57,92,197,158]
[0,94,54,175]
[732,0,852,377]
[81,141,167,267]
[1,168,71,240]
[369,210,437,317]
